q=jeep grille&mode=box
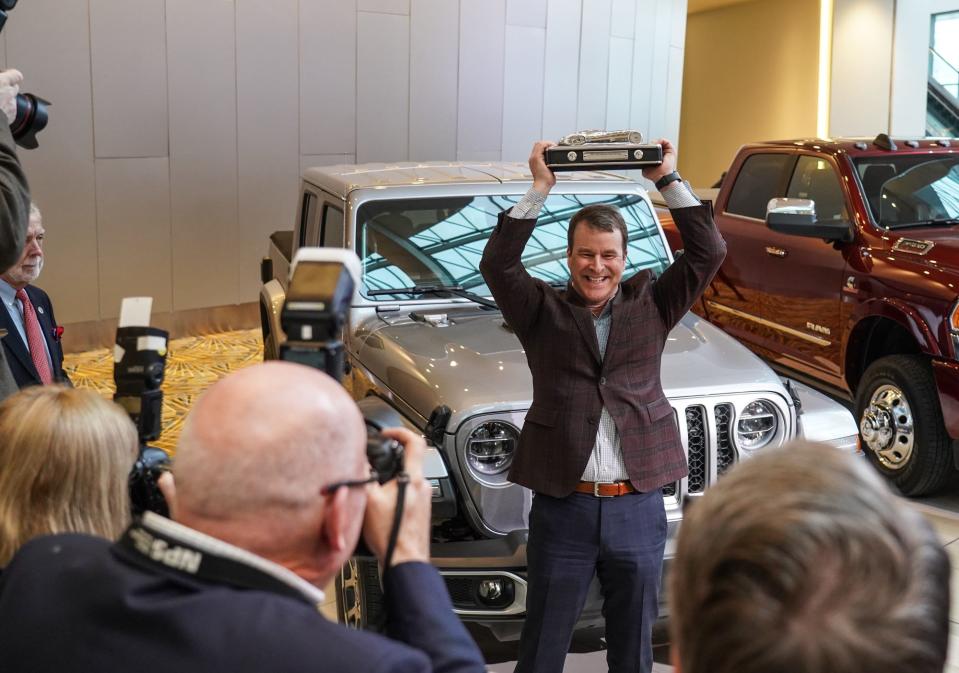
[661,400,745,498]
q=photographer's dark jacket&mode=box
[0,123,32,401]
[479,203,726,497]
[0,513,485,673]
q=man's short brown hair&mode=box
[567,204,628,255]
[670,442,950,673]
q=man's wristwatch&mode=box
[654,171,682,191]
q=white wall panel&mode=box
[410,0,458,161]
[611,0,636,38]
[663,44,685,146]
[6,0,99,323]
[670,0,688,47]
[507,0,547,27]
[576,0,612,129]
[628,0,657,135]
[95,158,172,317]
[301,0,356,155]
[606,36,633,131]
[237,0,300,303]
[542,0,581,142]
[457,0,506,160]
[90,0,168,158]
[359,0,409,13]
[646,0,672,139]
[357,12,409,162]
[503,26,546,161]
[167,0,238,311]
[830,0,894,136]
[301,154,357,175]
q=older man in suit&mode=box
[480,139,725,673]
[0,202,68,389]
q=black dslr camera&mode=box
[280,248,404,484]
[0,1,51,149]
[112,298,171,517]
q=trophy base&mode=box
[546,143,663,171]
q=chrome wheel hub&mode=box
[859,384,914,470]
[339,558,363,629]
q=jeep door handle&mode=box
[765,246,788,258]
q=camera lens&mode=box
[11,93,51,149]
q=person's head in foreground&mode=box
[670,441,950,673]
[0,385,138,565]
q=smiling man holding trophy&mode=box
[479,133,726,673]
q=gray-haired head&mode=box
[670,441,950,673]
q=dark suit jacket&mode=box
[0,123,31,401]
[0,534,485,673]
[479,203,725,497]
[0,284,69,388]
[0,123,30,272]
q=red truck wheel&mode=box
[855,355,953,496]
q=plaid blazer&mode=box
[479,203,725,497]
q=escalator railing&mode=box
[928,48,959,137]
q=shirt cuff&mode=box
[660,181,701,209]
[509,186,548,219]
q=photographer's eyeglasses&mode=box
[320,474,378,495]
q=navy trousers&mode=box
[515,489,666,673]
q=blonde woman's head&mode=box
[0,385,138,565]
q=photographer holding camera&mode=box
[0,361,485,673]
[0,68,33,401]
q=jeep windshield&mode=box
[355,193,669,300]
[854,155,959,230]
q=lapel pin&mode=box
[36,306,44,315]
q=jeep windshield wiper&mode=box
[367,284,498,310]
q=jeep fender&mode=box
[356,395,449,480]
[259,279,286,360]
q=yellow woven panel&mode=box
[63,329,263,453]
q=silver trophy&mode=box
[546,129,663,171]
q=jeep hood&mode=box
[352,306,784,424]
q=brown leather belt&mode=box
[575,480,635,497]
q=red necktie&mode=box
[16,288,52,384]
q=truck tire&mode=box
[335,557,385,633]
[855,354,953,496]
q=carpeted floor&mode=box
[63,329,263,453]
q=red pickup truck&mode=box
[661,134,959,496]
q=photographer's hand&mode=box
[0,69,22,125]
[363,427,431,567]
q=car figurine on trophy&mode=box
[545,129,663,171]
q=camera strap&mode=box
[114,519,316,607]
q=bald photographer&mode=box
[0,362,486,673]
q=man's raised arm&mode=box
[478,141,557,337]
[0,69,31,271]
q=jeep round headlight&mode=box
[467,421,518,475]
[736,400,778,450]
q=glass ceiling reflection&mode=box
[357,193,669,299]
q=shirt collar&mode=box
[141,511,326,605]
[0,278,18,307]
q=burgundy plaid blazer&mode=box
[479,203,725,498]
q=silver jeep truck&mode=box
[259,162,859,640]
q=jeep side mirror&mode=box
[765,198,853,243]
